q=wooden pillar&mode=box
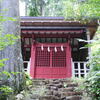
[30,34,36,78]
[30,44,36,78]
[67,34,72,77]
[87,29,91,60]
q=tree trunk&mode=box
[39,0,45,16]
[0,0,24,91]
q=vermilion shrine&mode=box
[20,17,98,79]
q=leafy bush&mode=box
[72,77,85,91]
[0,85,13,100]
[85,33,100,100]
[24,72,32,86]
[85,72,100,100]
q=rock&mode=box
[46,84,55,87]
[66,96,82,100]
[67,83,78,87]
[52,81,60,84]
[28,85,33,89]
[62,91,82,96]
[55,83,63,88]
[30,94,40,99]
[60,95,66,100]
[60,87,74,92]
[39,95,60,100]
[61,79,72,83]
[45,90,53,95]
[73,91,83,95]
[15,94,24,100]
[53,91,61,98]
[46,86,51,89]
[20,90,26,95]
[50,86,58,91]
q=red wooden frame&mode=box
[30,43,72,79]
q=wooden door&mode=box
[30,43,72,79]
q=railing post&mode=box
[27,58,31,75]
[78,62,81,78]
[84,62,87,77]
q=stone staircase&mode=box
[27,79,83,100]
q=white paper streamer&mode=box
[61,45,64,51]
[54,47,57,52]
[41,45,44,51]
[48,46,50,52]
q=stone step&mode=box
[66,96,82,100]
[66,83,78,87]
[46,83,63,87]
[32,79,72,84]
[62,91,83,96]
[29,79,83,100]
[59,87,75,92]
[39,95,60,100]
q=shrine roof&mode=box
[20,16,98,38]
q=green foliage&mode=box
[84,31,100,100]
[0,34,19,50]
[27,0,40,16]
[85,72,100,100]
[0,85,13,100]
[29,6,39,16]
[0,16,17,22]
[25,0,100,22]
[89,35,100,72]
[0,16,18,51]
[72,77,85,91]
[26,0,41,16]
[0,61,16,99]
[63,0,100,21]
[24,72,32,86]
[76,28,100,100]
[0,59,8,68]
[25,0,65,16]
[1,71,11,78]
[42,0,64,16]
[0,85,13,95]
